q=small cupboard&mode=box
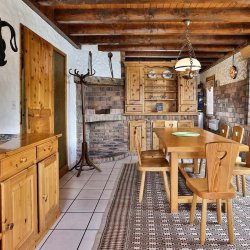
[124,61,198,115]
[0,134,60,250]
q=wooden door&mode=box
[22,26,54,134]
[38,153,59,233]
[126,66,144,105]
[129,120,146,152]
[179,76,197,112]
[1,166,37,250]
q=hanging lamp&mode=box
[174,20,201,79]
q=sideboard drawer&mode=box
[126,105,143,113]
[37,139,58,161]
[180,105,197,112]
[0,148,36,180]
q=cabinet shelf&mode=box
[144,99,177,101]
[144,90,177,93]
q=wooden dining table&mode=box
[154,127,249,213]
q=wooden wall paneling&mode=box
[23,27,54,134]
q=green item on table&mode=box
[172,132,200,137]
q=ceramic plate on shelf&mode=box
[148,70,157,79]
[172,132,200,137]
[162,70,173,79]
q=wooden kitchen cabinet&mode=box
[38,153,59,233]
[129,120,146,152]
[1,165,37,250]
[178,76,197,112]
[0,134,60,250]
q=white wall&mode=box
[200,52,248,86]
[0,0,121,167]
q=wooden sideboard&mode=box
[0,134,60,250]
[124,61,198,115]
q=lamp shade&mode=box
[175,58,201,72]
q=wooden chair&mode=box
[187,142,239,245]
[134,129,170,203]
[178,120,199,172]
[233,132,250,197]
[231,125,245,192]
[200,123,230,175]
[219,123,229,138]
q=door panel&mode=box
[1,166,37,250]
[23,27,54,134]
[38,153,59,232]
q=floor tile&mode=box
[40,230,84,250]
[68,199,98,212]
[63,179,88,189]
[56,213,92,230]
[89,174,110,181]
[60,188,81,199]
[59,200,74,212]
[105,181,116,189]
[84,180,107,190]
[77,189,103,199]
[78,230,98,250]
[100,189,113,200]
[95,199,109,213]
[36,230,53,249]
[88,213,104,230]
[50,213,65,229]
[70,172,94,181]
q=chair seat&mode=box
[234,162,250,175]
[186,178,236,200]
[138,158,170,172]
[141,150,165,159]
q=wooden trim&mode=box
[22,0,80,49]
[59,164,69,178]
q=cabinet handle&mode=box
[20,157,27,163]
[48,146,53,151]
[42,194,48,202]
[6,223,14,231]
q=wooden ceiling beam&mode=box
[125,51,225,58]
[55,8,250,23]
[33,1,250,9]
[73,35,248,46]
[98,44,235,52]
[64,22,250,36]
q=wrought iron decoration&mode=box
[0,18,18,66]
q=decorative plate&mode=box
[162,69,173,79]
[147,70,157,79]
[172,132,200,137]
[229,65,238,79]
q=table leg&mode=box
[193,159,199,174]
[170,152,179,213]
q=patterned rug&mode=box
[97,163,250,250]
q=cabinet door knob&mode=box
[42,194,48,202]
[7,223,14,231]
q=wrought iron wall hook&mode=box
[0,18,18,67]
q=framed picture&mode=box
[206,75,215,91]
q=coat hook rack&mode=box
[69,68,101,176]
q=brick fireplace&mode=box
[76,78,129,163]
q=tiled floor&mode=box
[36,156,134,250]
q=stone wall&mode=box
[214,80,248,127]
